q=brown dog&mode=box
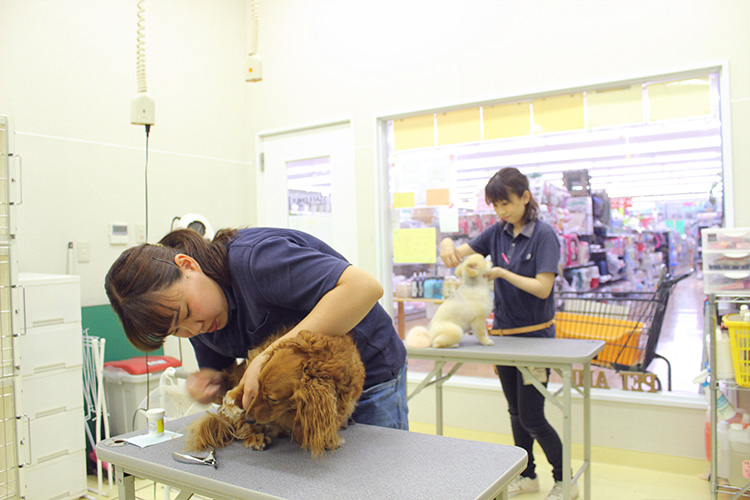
[185,329,365,457]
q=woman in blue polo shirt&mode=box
[105,227,408,430]
[440,167,573,500]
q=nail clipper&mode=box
[173,445,218,469]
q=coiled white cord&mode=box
[249,0,260,55]
[136,0,148,93]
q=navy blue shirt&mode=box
[468,220,560,336]
[190,228,406,389]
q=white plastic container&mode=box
[103,367,163,436]
[729,423,750,487]
[714,327,736,381]
[718,420,730,480]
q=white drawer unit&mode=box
[17,272,82,328]
[19,449,87,500]
[702,228,750,295]
[15,322,83,377]
[14,273,86,500]
[16,366,83,419]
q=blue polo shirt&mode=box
[468,220,560,336]
[190,228,406,389]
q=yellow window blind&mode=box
[436,107,481,146]
[483,101,531,140]
[393,114,435,151]
[648,77,711,121]
[587,85,644,128]
[533,93,584,133]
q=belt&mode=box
[490,319,554,336]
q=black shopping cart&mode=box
[555,268,693,391]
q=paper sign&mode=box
[438,207,459,233]
[426,188,450,206]
[393,228,437,264]
[393,192,415,208]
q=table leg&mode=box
[115,466,135,500]
[583,361,591,500]
[562,366,572,500]
[436,363,444,435]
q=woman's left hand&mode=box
[487,266,504,281]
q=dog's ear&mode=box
[463,259,481,278]
[455,261,465,280]
[291,377,340,458]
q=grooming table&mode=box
[407,336,605,500]
[96,412,527,500]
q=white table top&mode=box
[96,412,527,500]
[406,336,606,366]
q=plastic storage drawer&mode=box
[702,228,750,295]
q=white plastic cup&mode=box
[146,408,165,436]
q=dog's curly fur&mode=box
[405,254,494,348]
[185,329,365,457]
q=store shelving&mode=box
[705,228,750,499]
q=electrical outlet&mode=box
[136,224,147,243]
[77,241,90,263]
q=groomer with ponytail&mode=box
[440,167,574,500]
[105,227,408,430]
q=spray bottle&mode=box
[694,368,737,421]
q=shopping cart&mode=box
[555,267,693,391]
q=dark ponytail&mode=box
[105,228,238,351]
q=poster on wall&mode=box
[393,228,437,264]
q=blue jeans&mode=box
[351,364,409,430]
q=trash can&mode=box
[103,356,182,437]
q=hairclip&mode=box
[152,257,177,267]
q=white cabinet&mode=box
[15,273,86,500]
[702,228,750,295]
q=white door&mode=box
[257,122,358,264]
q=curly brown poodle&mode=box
[185,329,365,457]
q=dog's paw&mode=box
[478,336,494,346]
[242,433,272,450]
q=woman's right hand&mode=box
[440,238,461,268]
[186,368,225,404]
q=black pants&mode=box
[496,365,563,482]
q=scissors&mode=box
[173,445,218,469]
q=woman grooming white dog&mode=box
[404,254,493,348]
[440,167,574,500]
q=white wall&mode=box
[0,0,253,305]
[407,375,708,460]
[2,0,749,301]
[245,0,750,278]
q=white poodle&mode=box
[405,254,494,348]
